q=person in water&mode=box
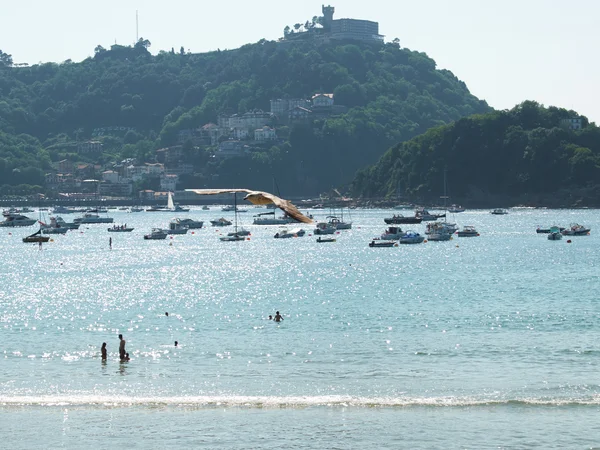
[274,311,284,322]
[101,342,107,360]
[123,352,130,361]
[268,315,273,320]
[119,334,126,360]
[174,341,178,347]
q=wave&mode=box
[2,395,600,408]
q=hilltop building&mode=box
[284,5,384,43]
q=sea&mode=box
[1,207,600,449]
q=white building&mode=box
[102,170,120,184]
[560,117,583,130]
[232,128,249,140]
[160,174,179,192]
[312,93,334,107]
[254,126,277,141]
[145,163,164,177]
[77,140,103,155]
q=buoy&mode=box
[567,240,572,243]
[170,236,173,239]
[456,245,459,248]
[191,232,195,235]
[169,242,173,246]
[50,239,54,242]
[424,239,428,243]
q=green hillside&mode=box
[350,101,600,206]
[0,37,488,196]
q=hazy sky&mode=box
[2,0,599,122]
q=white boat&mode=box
[129,207,144,213]
[314,222,336,235]
[54,216,80,229]
[40,217,69,234]
[274,228,306,239]
[399,230,425,244]
[52,206,75,214]
[146,193,189,212]
[327,215,352,230]
[144,228,168,240]
[167,220,189,235]
[252,211,291,225]
[425,221,457,235]
[0,214,37,227]
[490,208,509,215]
[457,226,479,237]
[448,204,465,213]
[415,208,445,221]
[210,217,232,227]
[381,226,403,240]
[427,230,453,241]
[220,193,247,242]
[73,213,113,224]
[176,218,204,229]
[202,206,210,210]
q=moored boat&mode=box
[399,230,425,244]
[314,222,336,235]
[108,224,134,232]
[22,229,50,243]
[561,223,590,236]
[490,208,509,215]
[210,217,232,227]
[316,236,336,243]
[380,226,403,240]
[548,227,563,240]
[167,220,189,235]
[457,226,479,237]
[0,214,37,227]
[143,228,168,240]
[384,214,422,225]
[274,228,306,239]
[369,239,397,248]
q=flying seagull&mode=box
[185,189,314,224]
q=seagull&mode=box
[185,189,314,224]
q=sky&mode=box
[1,0,599,122]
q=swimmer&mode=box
[118,334,126,360]
[101,342,107,360]
[165,312,169,317]
[274,311,284,322]
[268,315,273,320]
[175,341,178,347]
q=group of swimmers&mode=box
[101,311,285,361]
[268,311,284,322]
[100,334,130,362]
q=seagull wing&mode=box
[185,189,252,196]
[257,191,313,224]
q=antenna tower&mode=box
[136,10,139,42]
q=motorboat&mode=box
[220,233,245,242]
[51,206,75,214]
[327,216,352,230]
[399,230,425,244]
[144,228,168,240]
[457,226,479,237]
[369,239,397,247]
[222,205,248,213]
[129,207,144,213]
[383,214,422,225]
[23,229,50,243]
[167,220,189,235]
[73,213,113,224]
[108,224,134,232]
[427,231,452,241]
[176,218,204,229]
[54,216,79,230]
[202,206,210,210]
[447,204,465,213]
[274,228,306,239]
[210,217,232,227]
[425,221,458,235]
[0,214,37,227]
[316,236,336,243]
[314,222,336,235]
[227,229,251,237]
[40,217,68,234]
[490,208,509,215]
[561,223,590,236]
[415,208,445,221]
[536,226,565,234]
[381,226,403,240]
[548,227,563,240]
[252,211,291,225]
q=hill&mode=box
[0,37,489,197]
[349,101,600,207]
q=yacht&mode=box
[399,230,425,244]
[176,218,204,229]
[448,204,465,213]
[73,213,113,224]
[327,215,352,230]
[40,217,69,234]
[54,216,80,230]
[0,214,37,227]
[490,208,509,215]
[274,228,306,239]
[457,226,480,237]
[252,212,291,225]
[210,218,232,227]
[314,222,336,235]
[167,220,189,235]
[380,226,403,240]
[144,228,168,240]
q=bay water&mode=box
[1,207,600,448]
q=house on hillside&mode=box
[160,174,179,192]
[289,106,313,123]
[77,140,103,155]
[254,126,277,141]
[560,117,583,130]
[312,93,334,108]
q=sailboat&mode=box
[146,192,190,212]
[23,204,50,243]
[427,168,456,241]
[220,193,246,242]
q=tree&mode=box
[135,38,151,50]
[294,23,301,31]
[0,50,13,67]
[284,26,291,36]
[180,46,185,55]
[94,45,106,55]
[392,38,400,48]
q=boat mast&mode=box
[441,167,449,222]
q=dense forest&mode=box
[0,37,488,196]
[350,101,600,206]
